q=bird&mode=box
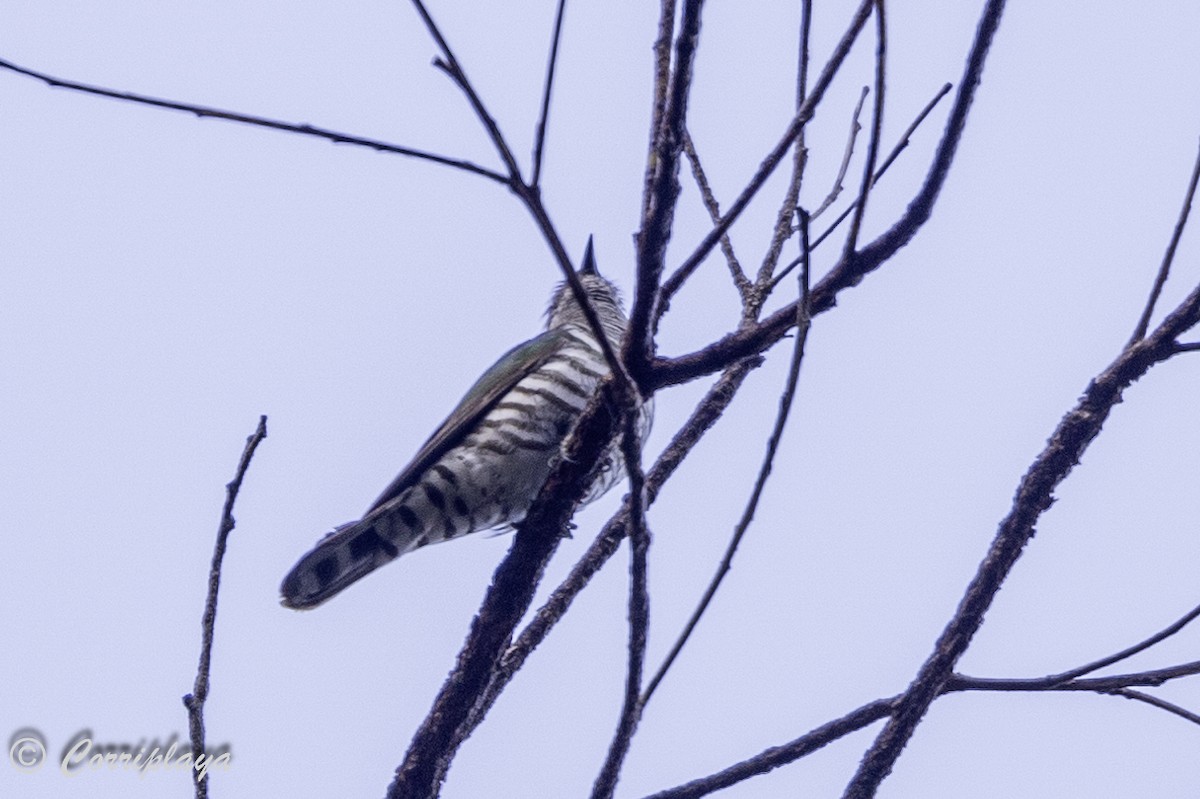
[281,238,651,609]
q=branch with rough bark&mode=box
[182,416,267,799]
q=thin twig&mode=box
[839,0,886,261]
[1,25,618,381]
[0,57,508,184]
[778,81,952,285]
[1128,137,1200,345]
[949,659,1200,693]
[795,0,812,122]
[182,415,267,799]
[869,82,953,181]
[642,212,813,705]
[810,86,869,221]
[531,0,569,188]
[412,0,524,179]
[1108,688,1200,727]
[995,600,1200,686]
[681,129,752,299]
[591,417,652,799]
[825,0,1006,300]
[640,697,898,799]
[770,82,952,290]
[749,0,813,318]
[657,0,876,313]
[407,2,631,403]
[1175,341,1200,352]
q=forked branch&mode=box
[645,600,1200,798]
[650,0,1005,391]
[658,0,877,312]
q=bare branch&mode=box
[1129,137,1200,345]
[803,81,952,257]
[658,0,876,313]
[1107,688,1200,728]
[591,418,652,799]
[642,213,813,706]
[407,2,634,407]
[824,0,1007,299]
[640,697,898,799]
[949,660,1200,693]
[411,0,523,179]
[0,57,508,184]
[1175,340,1200,353]
[837,133,1200,798]
[839,1,886,260]
[810,86,869,221]
[945,600,1200,693]
[681,129,752,299]
[531,0,570,188]
[640,1,679,224]
[1018,600,1200,685]
[795,0,812,113]
[182,415,267,799]
[628,0,708,385]
[651,0,1004,393]
[768,82,952,291]
[865,82,953,197]
[749,0,814,316]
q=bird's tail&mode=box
[280,519,406,609]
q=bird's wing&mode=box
[366,327,572,513]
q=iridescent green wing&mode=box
[366,328,571,513]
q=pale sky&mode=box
[3,2,1200,798]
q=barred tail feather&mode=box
[280,520,405,609]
